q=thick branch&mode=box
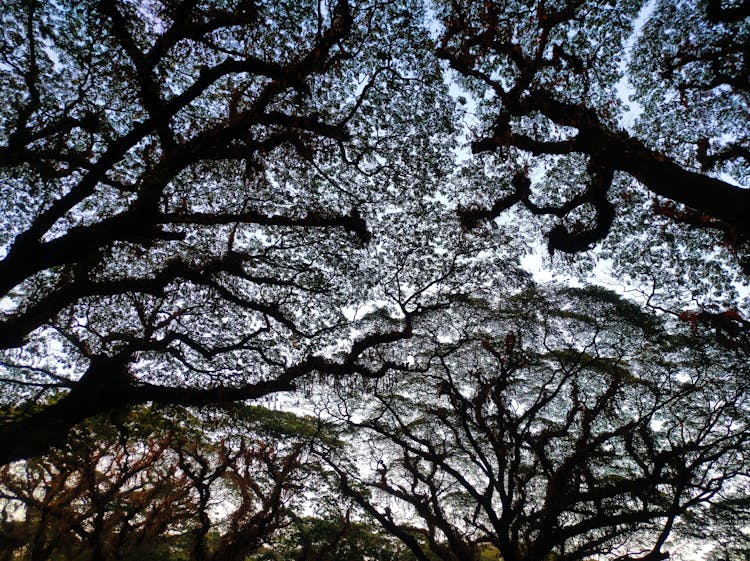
[0,315,414,464]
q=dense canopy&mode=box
[1,0,748,560]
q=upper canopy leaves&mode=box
[440,0,749,270]
[0,0,463,462]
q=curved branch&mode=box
[0,314,415,464]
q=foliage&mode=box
[0,404,332,561]
[440,0,749,263]
[437,0,750,374]
[1,1,750,559]
[250,511,420,561]
[0,0,466,463]
[322,285,750,561]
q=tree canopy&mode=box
[0,0,466,463]
[322,286,750,561]
[445,0,749,259]
[0,404,398,561]
[1,0,749,559]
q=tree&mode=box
[3,0,748,467]
[2,1,749,556]
[439,0,749,263]
[322,285,750,561]
[437,0,750,356]
[0,404,334,561]
[250,510,420,561]
[0,0,458,463]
